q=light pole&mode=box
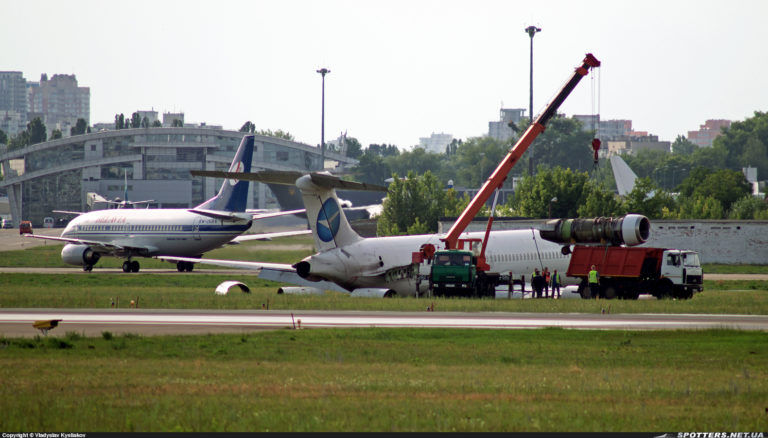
[316,68,330,169]
[525,25,541,176]
[549,196,557,219]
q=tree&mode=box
[622,177,675,219]
[377,171,458,236]
[71,118,88,136]
[728,195,768,219]
[345,137,362,159]
[152,120,162,127]
[449,136,508,188]
[354,151,392,185]
[51,129,63,140]
[172,119,184,128]
[141,116,149,128]
[713,111,768,177]
[690,169,751,212]
[506,166,593,218]
[240,121,255,133]
[130,112,141,128]
[27,117,47,145]
[527,117,596,174]
[577,180,626,217]
[671,135,697,155]
[8,130,29,151]
[0,129,7,145]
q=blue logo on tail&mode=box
[316,198,341,242]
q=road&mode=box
[1,309,767,337]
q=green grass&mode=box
[704,264,768,274]
[0,328,765,432]
[0,234,316,268]
[1,273,767,314]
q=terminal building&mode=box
[0,127,357,227]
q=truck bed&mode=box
[566,246,664,278]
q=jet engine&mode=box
[538,214,650,247]
[61,243,101,266]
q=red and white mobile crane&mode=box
[424,54,601,297]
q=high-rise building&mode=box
[26,73,90,137]
[488,108,525,143]
[0,71,28,137]
[418,132,453,154]
[687,119,730,147]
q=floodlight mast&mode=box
[442,53,601,252]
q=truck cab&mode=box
[661,249,703,298]
[429,250,477,297]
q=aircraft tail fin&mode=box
[295,174,363,251]
[195,135,254,212]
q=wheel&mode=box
[602,285,617,300]
[122,261,131,273]
[130,260,140,273]
[185,262,194,272]
[578,280,590,299]
[83,264,93,272]
[655,282,673,299]
[177,262,185,272]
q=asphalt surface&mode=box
[2,309,767,338]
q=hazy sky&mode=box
[2,0,767,149]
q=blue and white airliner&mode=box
[26,135,307,273]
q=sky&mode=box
[2,0,767,149]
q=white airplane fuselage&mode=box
[62,208,252,258]
[298,228,572,296]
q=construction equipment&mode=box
[426,54,601,297]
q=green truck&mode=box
[428,249,499,298]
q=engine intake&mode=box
[61,244,102,266]
[538,214,650,247]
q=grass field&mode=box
[1,328,766,432]
[1,238,767,432]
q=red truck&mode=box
[566,246,703,300]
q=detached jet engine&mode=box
[538,214,650,249]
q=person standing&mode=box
[551,269,561,298]
[588,265,600,299]
[543,267,550,298]
[532,268,545,298]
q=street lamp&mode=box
[316,68,330,169]
[525,25,541,176]
[549,196,557,219]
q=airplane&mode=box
[158,171,649,297]
[25,135,308,273]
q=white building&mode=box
[418,132,453,154]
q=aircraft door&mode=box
[193,218,202,240]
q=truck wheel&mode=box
[578,280,590,299]
[656,282,673,299]
[602,285,617,300]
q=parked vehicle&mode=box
[19,220,32,235]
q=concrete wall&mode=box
[438,218,768,265]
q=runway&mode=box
[2,309,767,337]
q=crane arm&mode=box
[443,53,600,250]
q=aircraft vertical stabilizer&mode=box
[296,174,363,252]
[610,155,639,196]
[195,135,254,212]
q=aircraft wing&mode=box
[24,234,127,252]
[154,255,348,293]
[24,234,160,256]
[52,210,85,216]
[230,229,311,243]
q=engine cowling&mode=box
[61,244,101,266]
[538,214,650,247]
[277,286,325,295]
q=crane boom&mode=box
[443,53,600,250]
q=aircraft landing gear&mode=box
[122,260,140,273]
[176,261,194,272]
[83,264,93,272]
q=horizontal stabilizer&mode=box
[188,209,253,221]
[191,170,388,192]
